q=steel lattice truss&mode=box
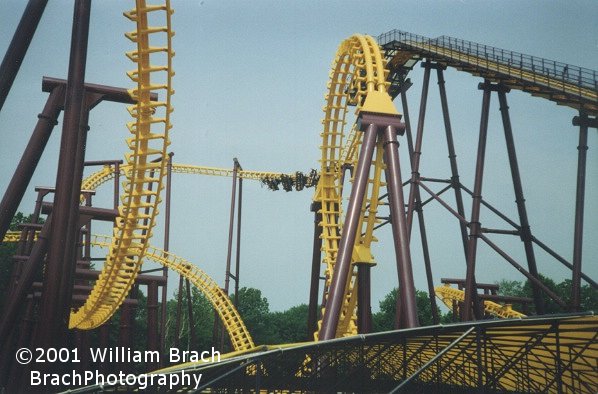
[74,314,597,393]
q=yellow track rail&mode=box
[80,162,307,193]
[2,231,254,351]
[69,1,175,329]
[435,284,526,319]
[315,35,393,339]
[90,235,254,351]
[2,231,22,243]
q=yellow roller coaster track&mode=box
[80,161,311,194]
[435,284,526,319]
[68,0,175,329]
[315,34,395,339]
[90,235,254,351]
[2,231,255,351]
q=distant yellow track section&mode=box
[3,231,22,243]
[435,285,526,319]
[315,34,391,339]
[80,162,309,193]
[90,235,255,351]
[68,1,175,329]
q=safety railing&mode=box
[378,29,598,102]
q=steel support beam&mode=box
[35,0,92,351]
[234,159,243,307]
[147,281,159,371]
[571,112,590,311]
[390,327,476,393]
[186,278,197,349]
[0,85,64,245]
[437,67,469,260]
[0,0,48,112]
[400,72,439,324]
[159,152,173,364]
[118,303,133,373]
[497,89,545,314]
[175,274,184,349]
[463,81,492,321]
[0,216,51,385]
[356,263,372,333]
[307,202,322,340]
[224,159,238,294]
[381,121,419,329]
[405,62,431,233]
[319,119,378,340]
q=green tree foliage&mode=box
[268,304,309,344]
[234,287,276,344]
[164,286,215,353]
[372,288,397,332]
[498,275,597,314]
[372,288,444,331]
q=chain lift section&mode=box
[68,0,175,329]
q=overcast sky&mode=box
[1,0,596,313]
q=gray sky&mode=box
[1,0,596,312]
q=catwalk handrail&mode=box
[378,29,598,100]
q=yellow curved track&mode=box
[80,162,311,194]
[69,1,175,329]
[435,284,526,319]
[315,34,394,339]
[89,235,254,351]
[3,231,254,351]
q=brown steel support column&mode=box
[463,81,492,321]
[185,279,197,349]
[159,152,173,363]
[0,0,48,112]
[147,281,159,371]
[497,89,545,314]
[118,304,133,373]
[415,211,439,324]
[22,199,42,254]
[7,188,49,300]
[35,0,91,351]
[382,123,419,329]
[98,324,110,373]
[175,274,184,349]
[113,161,120,209]
[307,202,322,340]
[319,121,378,340]
[405,62,431,233]
[0,215,51,347]
[437,67,469,259]
[224,159,238,294]
[215,158,239,350]
[0,85,64,244]
[400,73,439,324]
[233,159,243,307]
[356,263,372,333]
[74,331,90,374]
[571,113,590,311]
